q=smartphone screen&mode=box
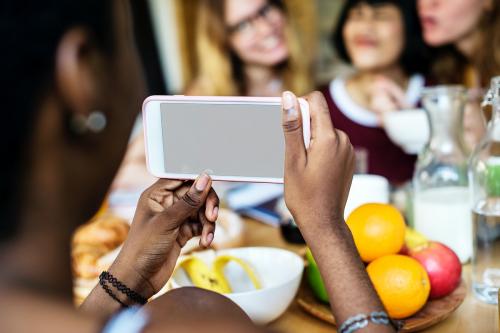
[160,102,284,179]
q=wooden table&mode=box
[241,218,499,333]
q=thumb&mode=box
[282,91,306,171]
[159,173,212,228]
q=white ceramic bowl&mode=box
[383,109,429,154]
[170,247,304,324]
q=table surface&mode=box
[241,218,499,333]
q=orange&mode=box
[346,203,405,262]
[367,255,430,319]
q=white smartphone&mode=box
[142,95,310,183]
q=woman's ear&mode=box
[54,27,105,122]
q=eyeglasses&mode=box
[227,2,282,38]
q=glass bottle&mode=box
[469,76,500,304]
[413,86,470,263]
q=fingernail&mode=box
[212,206,219,219]
[195,173,210,191]
[283,92,298,120]
[286,107,299,121]
[206,232,214,245]
[282,91,295,110]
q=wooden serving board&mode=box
[297,279,467,332]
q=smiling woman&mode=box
[321,0,431,184]
[186,0,315,96]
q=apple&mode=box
[408,241,462,299]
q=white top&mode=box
[329,74,425,128]
[102,307,149,333]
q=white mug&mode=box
[344,174,390,219]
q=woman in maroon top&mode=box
[323,0,432,184]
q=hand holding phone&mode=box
[143,96,310,183]
[281,91,355,228]
[281,92,395,332]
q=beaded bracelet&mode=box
[99,277,129,308]
[338,311,402,333]
[99,271,148,306]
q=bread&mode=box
[72,215,129,251]
[72,215,129,280]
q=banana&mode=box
[178,254,261,294]
[179,256,231,293]
[405,227,429,249]
[213,255,262,291]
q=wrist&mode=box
[80,258,154,318]
[298,216,355,252]
[295,211,347,235]
[108,257,155,301]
